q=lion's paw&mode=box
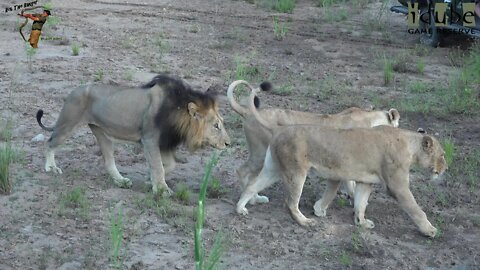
[355,217,375,229]
[249,194,269,205]
[314,208,326,217]
[359,219,375,229]
[313,203,327,217]
[114,177,133,188]
[299,218,317,227]
[255,195,269,203]
[364,219,375,229]
[153,186,173,196]
[236,206,249,216]
[46,165,63,174]
[421,225,438,238]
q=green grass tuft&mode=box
[94,70,104,82]
[442,138,455,167]
[207,177,227,198]
[233,55,260,81]
[175,183,191,204]
[0,120,21,195]
[417,59,425,74]
[351,229,363,252]
[110,207,124,270]
[337,197,349,207]
[339,251,352,266]
[383,57,394,85]
[272,84,293,96]
[58,186,90,219]
[454,149,480,190]
[394,49,479,117]
[257,0,295,13]
[272,0,296,13]
[407,81,432,93]
[195,152,225,270]
[272,16,288,40]
[71,42,80,56]
[0,142,14,195]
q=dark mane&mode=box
[142,74,218,151]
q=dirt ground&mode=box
[1,0,479,269]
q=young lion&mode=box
[236,86,447,238]
[227,80,400,204]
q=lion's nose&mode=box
[224,136,231,147]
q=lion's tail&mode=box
[246,81,276,133]
[36,110,54,132]
[227,80,261,118]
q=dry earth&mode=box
[0,0,479,269]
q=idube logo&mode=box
[407,1,476,28]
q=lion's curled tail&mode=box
[244,81,277,133]
[227,80,261,118]
[36,110,54,132]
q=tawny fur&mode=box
[227,80,400,204]
[236,86,447,238]
[37,75,231,194]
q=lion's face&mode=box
[202,108,231,149]
[183,102,230,151]
[417,135,448,179]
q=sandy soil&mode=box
[0,0,479,269]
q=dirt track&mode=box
[0,0,479,269]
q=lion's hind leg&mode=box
[89,124,132,188]
[45,120,80,174]
[44,93,88,174]
[353,183,374,229]
[45,149,62,174]
[237,148,270,205]
[238,163,270,205]
[339,181,356,204]
[236,147,279,215]
[313,180,341,217]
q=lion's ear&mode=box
[188,102,203,119]
[205,86,219,96]
[254,96,260,108]
[388,108,400,122]
[422,135,434,152]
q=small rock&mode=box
[31,134,46,142]
[21,225,33,233]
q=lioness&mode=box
[227,80,400,204]
[236,87,447,237]
[37,74,231,194]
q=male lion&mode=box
[37,74,231,194]
[227,80,400,204]
[236,86,447,238]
